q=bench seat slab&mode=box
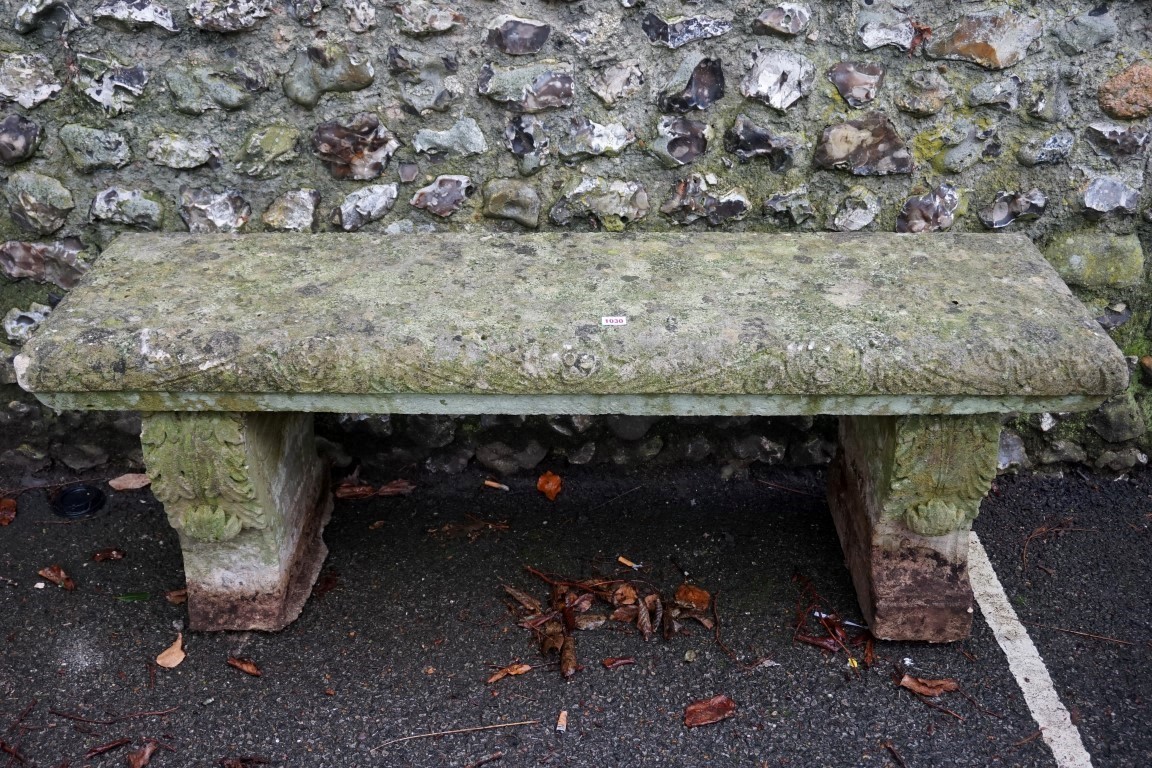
[140,411,331,631]
[829,414,1000,642]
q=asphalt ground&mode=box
[1,412,1150,767]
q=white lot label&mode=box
[601,316,628,326]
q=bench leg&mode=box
[140,412,331,631]
[828,414,1000,642]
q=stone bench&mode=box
[15,232,1127,642]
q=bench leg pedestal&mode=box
[828,414,1000,642]
[140,412,331,632]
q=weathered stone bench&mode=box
[15,232,1127,642]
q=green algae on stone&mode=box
[1043,232,1145,290]
[234,124,301,178]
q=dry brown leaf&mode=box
[684,694,737,728]
[227,656,262,676]
[334,483,377,500]
[165,588,188,605]
[898,674,959,698]
[559,635,578,678]
[38,564,75,590]
[612,582,638,607]
[108,473,152,491]
[636,597,654,641]
[674,583,711,611]
[368,520,386,530]
[0,497,16,526]
[573,613,607,631]
[125,740,159,768]
[540,620,564,656]
[610,605,638,623]
[602,656,635,670]
[537,471,562,501]
[92,548,125,562]
[504,585,543,614]
[486,662,532,684]
[156,633,185,668]
[377,479,416,496]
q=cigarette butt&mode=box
[484,479,510,491]
[617,556,641,570]
[555,710,568,733]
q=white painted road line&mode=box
[968,532,1094,768]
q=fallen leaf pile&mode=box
[500,567,719,681]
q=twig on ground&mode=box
[913,694,965,721]
[1021,518,1098,569]
[114,707,180,720]
[586,485,644,514]
[711,593,776,671]
[7,701,36,734]
[1020,621,1133,646]
[463,752,505,768]
[84,738,131,758]
[376,720,539,749]
[0,740,27,765]
[49,710,116,725]
[881,740,907,768]
[754,478,822,499]
[1011,729,1044,748]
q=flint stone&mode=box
[660,174,749,227]
[978,189,1046,229]
[829,61,885,108]
[331,184,398,231]
[165,65,260,115]
[940,123,997,173]
[187,0,269,32]
[1095,303,1131,331]
[814,112,912,176]
[482,179,540,228]
[1085,122,1149,160]
[179,187,250,233]
[856,11,914,51]
[426,446,473,474]
[58,125,130,173]
[1058,7,1117,54]
[894,69,952,116]
[0,114,41,165]
[607,415,660,441]
[388,47,460,114]
[896,184,959,234]
[413,117,488,156]
[487,15,550,55]
[263,189,320,232]
[0,53,63,108]
[234,125,299,178]
[968,75,1020,110]
[6,172,73,235]
[764,188,813,226]
[90,187,163,229]
[0,238,87,288]
[147,134,220,169]
[588,59,643,108]
[1083,177,1140,219]
[650,116,712,168]
[478,62,574,113]
[1091,394,1146,443]
[343,0,376,32]
[406,414,456,448]
[1016,131,1074,167]
[312,113,401,180]
[504,114,550,175]
[997,431,1027,471]
[476,440,546,474]
[549,176,649,231]
[723,114,796,169]
[394,0,464,36]
[3,302,51,344]
[1095,448,1147,472]
[82,64,148,115]
[641,13,731,49]
[742,49,814,111]
[558,116,634,159]
[1029,68,1074,124]
[55,443,109,472]
[1038,439,1087,465]
[753,3,810,36]
[398,162,419,183]
[284,41,374,109]
[1043,232,1144,289]
[829,186,880,232]
[14,0,82,35]
[659,57,724,113]
[926,11,1043,70]
[0,341,15,383]
[291,0,322,25]
[411,176,473,217]
[1098,62,1152,120]
[94,0,179,32]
